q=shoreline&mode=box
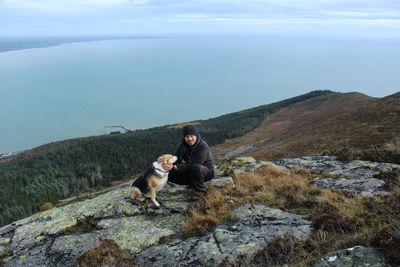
[0,35,168,53]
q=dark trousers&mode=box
[168,164,213,192]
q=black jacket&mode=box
[174,137,215,173]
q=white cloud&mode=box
[1,0,399,36]
[2,0,149,11]
[326,11,400,18]
[172,14,400,29]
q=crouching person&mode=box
[159,124,214,195]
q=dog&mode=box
[130,154,178,207]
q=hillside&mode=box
[1,91,400,266]
[0,90,331,226]
[212,92,400,161]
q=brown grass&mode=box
[212,92,400,164]
[375,168,400,191]
[75,238,136,267]
[371,220,400,264]
[184,163,400,265]
[168,121,201,129]
[219,234,308,267]
[39,202,54,212]
[335,139,400,164]
[183,165,319,235]
[211,92,375,159]
[183,188,236,235]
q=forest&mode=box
[0,90,331,226]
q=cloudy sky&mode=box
[1,0,399,37]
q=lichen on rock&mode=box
[134,204,311,267]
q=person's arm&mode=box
[175,142,208,171]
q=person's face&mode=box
[184,134,197,146]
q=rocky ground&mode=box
[1,156,399,266]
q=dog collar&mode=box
[155,167,168,173]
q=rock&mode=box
[312,246,389,267]
[210,177,234,187]
[1,184,192,267]
[312,177,388,197]
[273,156,400,196]
[213,165,226,177]
[233,157,257,164]
[134,204,311,267]
[217,158,282,177]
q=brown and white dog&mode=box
[130,154,177,207]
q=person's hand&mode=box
[162,163,174,171]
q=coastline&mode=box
[0,35,167,53]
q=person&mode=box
[159,124,214,193]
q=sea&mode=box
[0,35,399,153]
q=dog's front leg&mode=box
[150,188,160,207]
[149,186,160,207]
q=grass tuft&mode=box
[75,238,136,267]
[219,234,308,267]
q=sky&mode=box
[1,0,400,38]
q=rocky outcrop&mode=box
[272,156,400,196]
[312,246,389,267]
[1,155,398,266]
[134,204,311,267]
[0,174,312,267]
[0,185,192,267]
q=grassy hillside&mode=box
[212,91,399,163]
[248,92,400,162]
[0,90,331,226]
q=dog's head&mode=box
[161,154,178,165]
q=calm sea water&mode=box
[0,35,399,153]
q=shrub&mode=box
[219,234,307,267]
[375,169,400,191]
[310,203,359,234]
[335,140,400,164]
[371,221,400,264]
